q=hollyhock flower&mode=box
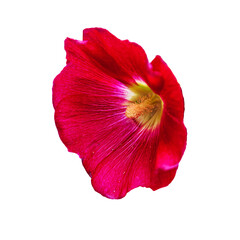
[53,28,187,199]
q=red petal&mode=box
[54,63,128,156]
[146,55,187,170]
[156,111,187,170]
[52,62,125,109]
[149,55,185,121]
[91,127,178,198]
[65,28,149,86]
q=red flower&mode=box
[53,28,187,199]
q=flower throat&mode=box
[125,82,163,129]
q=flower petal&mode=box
[156,111,187,170]
[91,128,178,199]
[149,55,185,121]
[54,63,128,156]
[52,61,125,109]
[65,28,149,86]
[147,55,187,170]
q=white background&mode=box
[0,0,240,239]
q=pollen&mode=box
[125,83,164,129]
[125,95,154,119]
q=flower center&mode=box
[125,82,163,129]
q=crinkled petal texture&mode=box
[53,28,187,199]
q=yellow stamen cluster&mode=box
[125,82,163,129]
[125,94,154,119]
